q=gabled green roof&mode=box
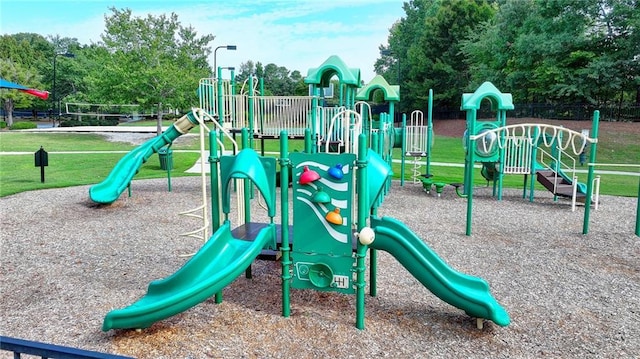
[304,55,361,87]
[461,82,514,111]
[355,75,400,102]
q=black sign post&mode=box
[34,146,48,183]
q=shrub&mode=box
[10,121,37,130]
[0,121,7,129]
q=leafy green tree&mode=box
[235,60,305,96]
[377,0,496,112]
[0,34,55,124]
[95,8,215,132]
[463,0,639,106]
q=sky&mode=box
[0,0,405,83]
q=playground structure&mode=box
[196,55,434,183]
[459,82,601,235]
[92,56,510,332]
[99,114,510,331]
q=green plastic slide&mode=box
[369,216,510,327]
[89,113,198,204]
[103,222,276,331]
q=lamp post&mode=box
[213,45,237,79]
[52,52,75,124]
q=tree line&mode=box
[1,1,638,126]
[376,0,639,116]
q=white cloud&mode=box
[3,0,404,83]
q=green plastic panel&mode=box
[291,253,355,294]
[219,149,277,217]
[290,152,356,256]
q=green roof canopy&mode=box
[461,82,513,111]
[355,75,399,102]
[305,55,361,87]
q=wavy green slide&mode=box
[89,113,199,204]
[369,216,510,327]
[103,222,276,331]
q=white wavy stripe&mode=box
[298,185,348,208]
[297,197,347,243]
[298,188,313,197]
[294,161,349,192]
[297,160,328,171]
[297,160,351,174]
[316,177,348,192]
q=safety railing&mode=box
[0,336,134,359]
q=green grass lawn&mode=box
[0,130,637,198]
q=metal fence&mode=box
[512,103,640,122]
[0,336,134,359]
[429,103,640,122]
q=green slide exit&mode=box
[369,216,510,327]
[102,222,276,331]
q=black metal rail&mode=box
[0,336,135,359]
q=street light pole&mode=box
[52,52,75,125]
[213,45,237,79]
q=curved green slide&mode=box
[89,113,199,204]
[102,222,276,331]
[369,216,510,327]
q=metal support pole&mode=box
[582,110,600,235]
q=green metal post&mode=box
[248,76,255,148]
[242,129,252,224]
[400,112,406,186]
[583,110,599,235]
[166,164,172,192]
[369,130,379,297]
[355,133,368,330]
[210,131,220,231]
[304,128,312,153]
[635,177,639,237]
[216,68,224,121]
[529,127,540,202]
[279,133,292,316]
[229,69,236,128]
[371,131,380,209]
[209,130,223,304]
[496,110,506,200]
[465,110,477,236]
[311,92,318,153]
[552,131,563,202]
[426,89,433,177]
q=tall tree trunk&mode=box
[4,99,14,127]
[156,102,163,135]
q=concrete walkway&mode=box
[18,125,169,133]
